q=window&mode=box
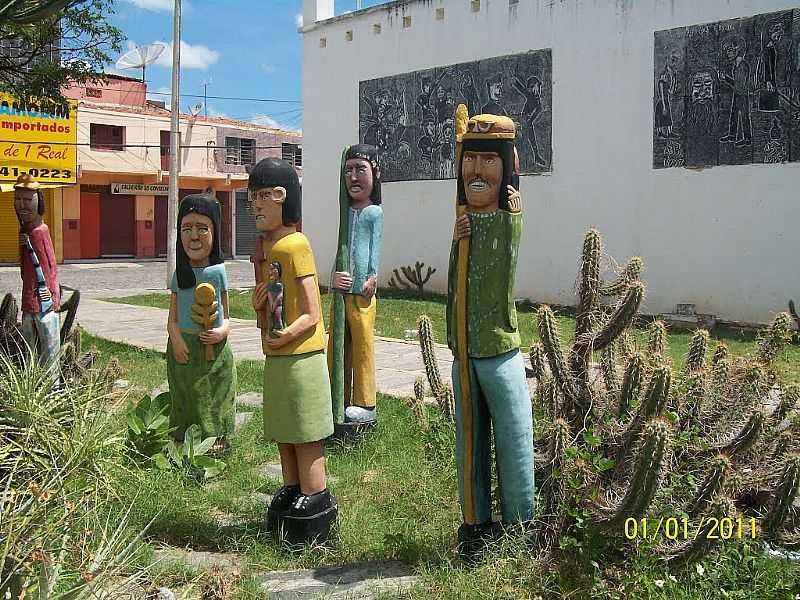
[402,15,411,28]
[435,8,445,20]
[346,30,353,41]
[319,37,327,48]
[225,136,255,166]
[282,143,302,167]
[160,130,170,170]
[471,0,481,12]
[90,123,124,151]
[373,23,382,34]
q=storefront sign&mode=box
[0,92,78,184]
[111,182,169,195]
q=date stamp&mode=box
[624,517,758,541]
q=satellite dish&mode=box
[116,43,167,83]
[188,102,203,117]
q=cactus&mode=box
[756,312,794,365]
[388,261,436,296]
[408,377,429,431]
[666,497,735,565]
[416,314,454,422]
[763,454,800,536]
[600,256,643,297]
[527,228,799,565]
[711,342,728,365]
[417,314,444,395]
[685,329,709,373]
[618,352,645,418]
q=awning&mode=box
[0,182,73,193]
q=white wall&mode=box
[302,0,800,323]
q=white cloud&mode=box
[152,40,220,70]
[251,114,300,132]
[126,0,173,11]
[295,13,303,28]
[260,63,276,75]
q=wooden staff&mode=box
[251,235,268,330]
[330,147,351,426]
[191,282,218,362]
[453,103,476,524]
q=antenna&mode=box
[116,43,167,83]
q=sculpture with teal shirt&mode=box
[447,108,535,563]
[328,144,384,437]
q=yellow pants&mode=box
[327,294,377,409]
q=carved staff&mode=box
[191,282,218,362]
[250,234,268,330]
[330,147,351,426]
[453,103,476,524]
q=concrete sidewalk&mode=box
[77,298,453,398]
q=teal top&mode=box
[342,204,383,296]
[446,210,522,359]
[170,264,229,332]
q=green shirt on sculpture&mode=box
[446,209,522,359]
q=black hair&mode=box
[456,138,516,211]
[247,157,301,225]
[269,260,282,278]
[344,143,382,205]
[175,193,222,289]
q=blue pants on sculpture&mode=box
[452,349,535,525]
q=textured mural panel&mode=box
[654,9,799,170]
[359,49,552,182]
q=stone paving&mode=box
[79,297,454,398]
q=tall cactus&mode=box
[417,314,444,396]
[527,228,799,565]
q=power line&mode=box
[0,140,299,149]
[70,84,302,104]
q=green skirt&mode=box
[167,333,237,441]
[263,350,333,444]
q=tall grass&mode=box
[0,353,152,599]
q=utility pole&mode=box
[166,0,181,289]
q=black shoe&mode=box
[266,484,300,531]
[282,489,339,545]
[288,489,335,518]
[457,521,498,565]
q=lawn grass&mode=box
[106,288,800,383]
[73,330,800,598]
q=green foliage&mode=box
[0,353,151,599]
[154,424,227,482]
[126,391,174,460]
[0,0,123,99]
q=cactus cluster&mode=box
[415,314,455,422]
[0,291,122,390]
[529,229,800,564]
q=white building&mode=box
[301,0,800,324]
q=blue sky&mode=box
[108,0,393,131]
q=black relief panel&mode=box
[359,49,553,182]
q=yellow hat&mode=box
[14,173,40,190]
[461,114,516,141]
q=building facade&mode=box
[301,0,800,323]
[0,74,303,263]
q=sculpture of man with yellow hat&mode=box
[13,174,61,380]
[447,107,535,562]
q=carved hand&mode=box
[362,275,377,299]
[252,282,267,310]
[333,271,353,291]
[172,335,190,364]
[507,185,522,213]
[453,214,471,240]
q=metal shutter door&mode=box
[235,190,258,257]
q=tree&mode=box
[0,0,124,99]
[1,1,84,25]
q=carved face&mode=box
[344,158,373,205]
[180,212,213,266]
[489,81,502,101]
[769,23,784,43]
[268,262,280,283]
[691,71,714,104]
[250,187,286,232]
[14,189,39,224]
[461,150,503,212]
[724,41,740,60]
